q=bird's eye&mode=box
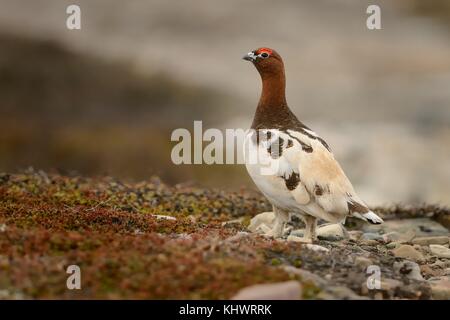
[260,52,269,58]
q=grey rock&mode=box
[364,218,448,238]
[317,223,346,241]
[231,280,302,300]
[393,260,424,281]
[429,244,450,259]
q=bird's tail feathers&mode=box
[352,210,383,224]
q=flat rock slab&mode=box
[363,218,449,238]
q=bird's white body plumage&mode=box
[244,128,382,226]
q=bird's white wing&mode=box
[273,128,372,221]
[245,128,382,223]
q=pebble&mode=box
[360,240,379,246]
[429,244,450,259]
[231,280,302,300]
[391,245,425,262]
[412,236,449,246]
[152,214,176,221]
[221,218,244,227]
[305,244,330,253]
[393,260,424,281]
[0,224,6,232]
[316,223,346,241]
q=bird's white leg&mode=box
[266,206,289,239]
[300,215,317,243]
[304,215,317,242]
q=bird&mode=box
[242,47,383,243]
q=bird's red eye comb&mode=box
[256,48,273,55]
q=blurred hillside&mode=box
[0,0,449,205]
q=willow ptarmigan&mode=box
[243,47,383,243]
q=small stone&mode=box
[361,233,383,241]
[316,223,346,241]
[354,256,373,268]
[361,240,379,246]
[428,277,450,299]
[221,218,244,227]
[412,236,449,246]
[0,224,6,233]
[152,214,176,221]
[393,260,424,281]
[231,280,302,300]
[305,244,330,253]
[392,245,425,262]
[429,245,450,259]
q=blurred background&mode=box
[0,0,449,206]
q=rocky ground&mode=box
[0,170,449,299]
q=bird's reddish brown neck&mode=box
[251,68,292,129]
[259,72,287,108]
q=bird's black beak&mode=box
[243,51,257,62]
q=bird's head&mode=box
[243,47,284,77]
